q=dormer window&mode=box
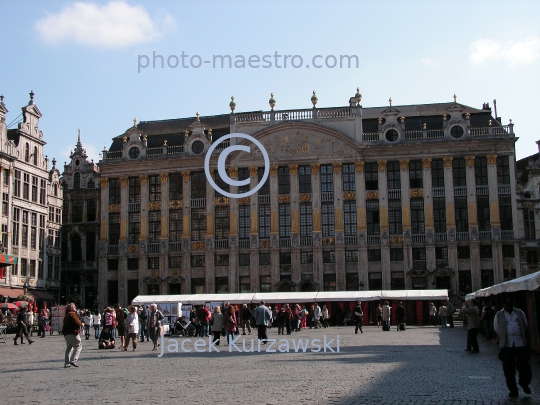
[75,159,80,166]
[87,179,95,189]
[74,172,80,189]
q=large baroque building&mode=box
[93,91,521,307]
[0,91,62,302]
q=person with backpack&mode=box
[353,301,364,334]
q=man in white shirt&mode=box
[493,298,532,398]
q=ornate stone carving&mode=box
[249,167,258,177]
[191,242,205,250]
[270,165,279,176]
[279,194,291,203]
[108,204,120,213]
[486,155,497,165]
[355,161,364,172]
[422,158,432,169]
[400,160,409,170]
[169,200,183,209]
[149,269,159,278]
[170,269,181,277]
[260,240,271,248]
[323,237,335,246]
[148,201,161,211]
[239,197,250,205]
[215,197,229,206]
[127,244,139,253]
[344,191,355,200]
[100,178,108,187]
[289,165,298,175]
[228,167,238,178]
[410,189,424,197]
[523,201,535,210]
[443,157,453,168]
[120,176,128,186]
[332,162,342,173]
[310,164,320,174]
[389,235,403,244]
[181,171,190,182]
[139,175,148,185]
[377,160,387,171]
[366,191,379,199]
[465,156,475,166]
[160,173,169,183]
[300,193,311,202]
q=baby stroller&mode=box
[174,317,190,337]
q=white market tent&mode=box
[132,289,448,306]
[465,271,540,301]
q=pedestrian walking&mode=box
[62,303,83,368]
[38,309,47,338]
[138,305,148,342]
[224,305,237,344]
[439,303,448,328]
[253,301,272,343]
[461,300,480,353]
[382,301,391,330]
[353,301,364,334]
[210,306,224,345]
[241,304,252,335]
[429,302,438,326]
[123,306,139,351]
[277,307,285,335]
[147,303,164,351]
[115,304,127,349]
[92,309,101,339]
[292,304,301,332]
[396,302,406,331]
[197,304,211,337]
[446,300,455,328]
[83,310,92,340]
[494,298,533,398]
[13,307,34,345]
[376,304,382,327]
[313,303,322,329]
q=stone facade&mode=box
[95,93,519,306]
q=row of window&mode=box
[71,173,95,190]
[8,256,59,280]
[11,208,46,249]
[13,170,47,204]
[63,199,97,223]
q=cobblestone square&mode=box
[1,325,539,404]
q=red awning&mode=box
[0,286,24,299]
[29,289,56,301]
[0,254,18,267]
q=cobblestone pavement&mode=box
[1,325,539,405]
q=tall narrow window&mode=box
[72,200,83,222]
[320,165,333,192]
[299,166,312,193]
[453,158,467,187]
[499,196,513,230]
[40,179,46,204]
[74,172,80,189]
[258,168,270,195]
[108,213,120,245]
[86,232,96,261]
[409,160,423,188]
[278,167,290,194]
[2,193,8,216]
[365,162,378,190]
[497,156,510,185]
[87,179,95,189]
[169,173,183,200]
[455,196,469,232]
[431,159,444,188]
[300,202,313,237]
[14,170,21,197]
[213,171,230,198]
[129,177,141,203]
[149,175,161,202]
[366,199,380,235]
[238,205,250,240]
[12,208,20,246]
[475,157,488,186]
[342,164,355,191]
[477,196,490,232]
[433,197,446,233]
[23,173,30,200]
[169,209,182,242]
[321,202,335,237]
[30,213,37,249]
[344,201,357,236]
[191,208,206,241]
[128,212,140,244]
[31,176,38,202]
[33,146,38,165]
[25,143,30,162]
[411,198,425,234]
[109,179,120,204]
[524,210,536,239]
[148,211,161,243]
[215,206,230,240]
[259,204,270,239]
[191,171,206,198]
[21,211,28,247]
[86,199,96,222]
[388,199,402,235]
[279,204,291,237]
[387,161,401,190]
[237,168,250,194]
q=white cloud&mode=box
[35,1,174,48]
[470,36,540,67]
[421,57,439,67]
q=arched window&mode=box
[53,183,58,196]
[25,143,30,162]
[33,146,38,165]
[87,179,95,189]
[74,172,80,189]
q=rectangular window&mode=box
[459,271,472,293]
[191,278,206,294]
[31,176,38,202]
[299,166,312,193]
[54,257,60,280]
[56,208,61,224]
[38,261,43,279]
[366,200,380,235]
[368,272,382,290]
[191,208,206,241]
[301,251,313,264]
[169,209,182,242]
[215,206,230,240]
[29,260,36,277]
[23,173,30,200]
[260,276,271,292]
[323,250,335,263]
[72,200,83,222]
[524,210,536,239]
[108,259,119,271]
[342,164,355,191]
[390,248,403,261]
[278,166,290,194]
[526,251,538,264]
[321,202,335,237]
[345,250,358,262]
[455,196,469,232]
[168,256,181,268]
[411,198,425,234]
[2,193,8,216]
[497,156,510,185]
[128,212,140,244]
[502,244,515,258]
[191,172,206,198]
[237,168,250,194]
[148,257,159,269]
[215,277,229,293]
[323,274,336,291]
[346,273,359,291]
[368,249,381,262]
[387,161,401,190]
[149,175,161,202]
[215,254,229,266]
[108,213,120,245]
[169,173,183,200]
[365,162,378,190]
[214,170,230,198]
[2,224,7,249]
[21,211,28,247]
[391,272,405,290]
[239,253,250,266]
[477,196,491,232]
[258,167,270,195]
[300,202,313,238]
[3,169,8,187]
[129,177,141,203]
[409,160,423,189]
[452,158,467,187]
[259,204,270,239]
[480,245,492,259]
[388,199,402,235]
[344,201,357,237]
[481,270,494,288]
[435,246,448,260]
[433,197,446,233]
[412,247,426,261]
[239,205,250,240]
[109,178,120,204]
[148,211,161,243]
[191,255,205,267]
[474,157,488,186]
[21,258,27,277]
[457,246,470,259]
[320,164,333,192]
[239,276,251,293]
[259,252,271,265]
[280,251,292,265]
[431,159,444,188]
[499,196,513,230]
[40,179,46,205]
[87,199,97,222]
[279,204,291,238]
[14,170,21,198]
[12,208,20,246]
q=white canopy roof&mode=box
[381,290,449,300]
[465,271,540,300]
[315,291,381,302]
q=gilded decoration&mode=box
[332,162,342,173]
[422,158,432,169]
[120,177,128,187]
[389,235,403,244]
[410,189,423,197]
[139,175,148,185]
[366,191,379,199]
[399,160,409,170]
[443,157,453,168]
[160,173,169,183]
[148,201,161,211]
[191,242,205,250]
[300,193,312,202]
[486,155,498,165]
[465,113,470,119]
[100,178,108,187]
[181,171,190,182]
[344,191,355,200]
[260,240,271,248]
[523,201,535,210]
[171,269,181,277]
[169,200,183,209]
[270,166,279,176]
[279,194,291,203]
[355,161,365,172]
[323,238,335,246]
[215,197,230,206]
[465,156,475,167]
[149,270,159,278]
[310,164,320,174]
[289,165,298,175]
[229,168,238,178]
[377,160,387,171]
[249,167,258,177]
[127,244,139,253]
[108,204,120,213]
[239,197,250,205]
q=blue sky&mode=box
[1,0,539,162]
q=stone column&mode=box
[443,157,458,295]
[205,171,215,294]
[160,173,169,288]
[269,166,279,290]
[229,168,239,292]
[310,164,323,289]
[423,159,436,272]
[355,162,367,287]
[98,177,109,307]
[333,163,345,290]
[378,160,390,289]
[117,176,128,304]
[249,167,259,292]
[399,160,412,288]
[487,154,503,283]
[465,156,480,290]
[289,165,300,286]
[181,171,191,294]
